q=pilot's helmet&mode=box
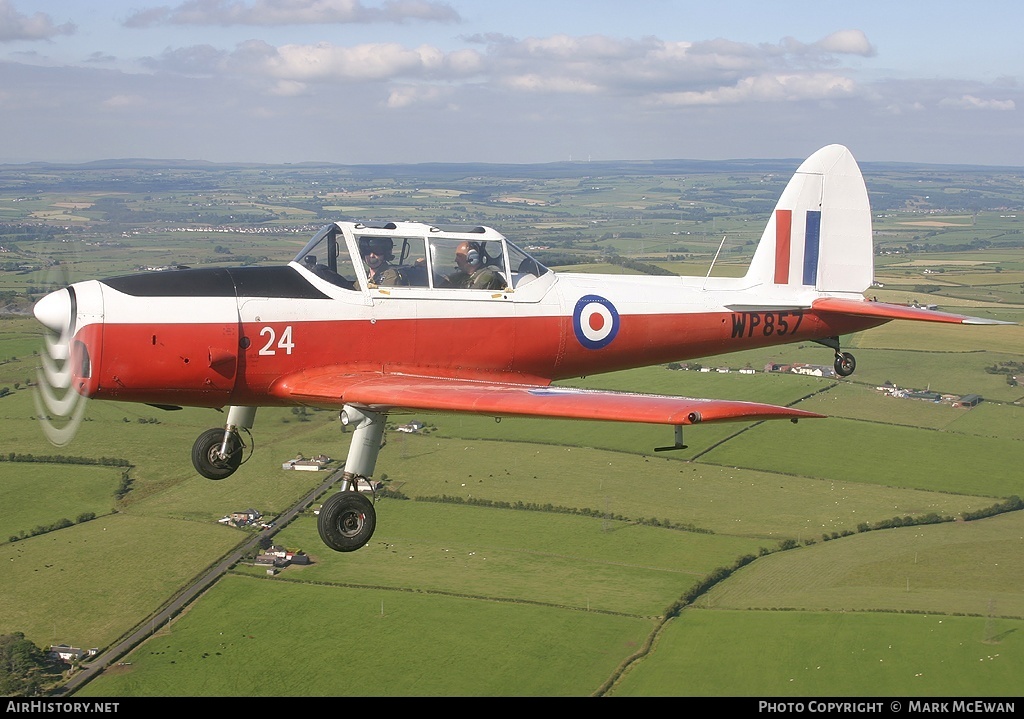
[360,236,394,261]
[455,241,483,270]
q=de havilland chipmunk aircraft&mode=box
[33,145,1009,553]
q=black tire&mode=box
[834,352,856,377]
[191,428,243,480]
[318,492,376,552]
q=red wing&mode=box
[271,371,823,425]
[812,297,1012,325]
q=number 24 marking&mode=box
[259,325,295,355]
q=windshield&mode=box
[506,240,548,283]
[293,224,357,288]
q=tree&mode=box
[0,632,47,696]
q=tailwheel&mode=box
[318,491,376,552]
[191,428,243,480]
[834,352,856,377]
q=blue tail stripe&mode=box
[802,210,821,285]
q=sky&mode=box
[1,0,1022,166]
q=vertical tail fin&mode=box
[745,145,873,295]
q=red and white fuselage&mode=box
[35,145,999,428]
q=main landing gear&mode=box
[316,405,384,553]
[191,404,384,553]
[191,406,255,480]
[814,337,857,377]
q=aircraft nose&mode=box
[34,287,75,333]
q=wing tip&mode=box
[962,317,1017,326]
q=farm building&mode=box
[282,453,332,470]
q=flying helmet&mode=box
[359,236,394,261]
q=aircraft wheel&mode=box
[834,352,856,377]
[191,428,243,480]
[318,491,376,552]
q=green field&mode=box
[612,611,1022,696]
[702,510,1024,617]
[76,575,652,697]
[2,161,1023,696]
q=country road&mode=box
[57,469,346,695]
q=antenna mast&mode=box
[702,235,728,291]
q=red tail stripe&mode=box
[774,209,792,284]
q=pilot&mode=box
[360,236,405,287]
[448,241,507,290]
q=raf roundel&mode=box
[572,294,620,350]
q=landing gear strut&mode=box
[814,337,856,377]
[191,406,256,480]
[317,405,385,552]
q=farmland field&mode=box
[75,575,652,697]
[611,611,1022,697]
[1,158,1022,696]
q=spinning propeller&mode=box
[33,271,89,447]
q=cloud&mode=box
[141,44,229,75]
[652,72,857,107]
[85,51,117,64]
[143,39,484,87]
[386,84,455,108]
[939,95,1016,111]
[131,30,879,112]
[814,29,876,57]
[268,79,310,96]
[0,0,75,41]
[124,0,460,28]
[101,94,147,109]
[482,33,869,98]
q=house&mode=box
[255,547,311,569]
[230,509,262,525]
[396,420,425,433]
[789,363,836,378]
[282,453,332,470]
[49,645,97,662]
[958,394,982,407]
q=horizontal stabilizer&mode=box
[271,371,825,425]
[812,297,1014,325]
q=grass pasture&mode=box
[701,510,1024,617]
[239,500,768,617]
[705,416,1024,499]
[0,514,243,649]
[612,611,1022,696]
[77,574,653,697]
[378,436,992,539]
[0,463,122,542]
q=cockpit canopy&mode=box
[293,222,549,291]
